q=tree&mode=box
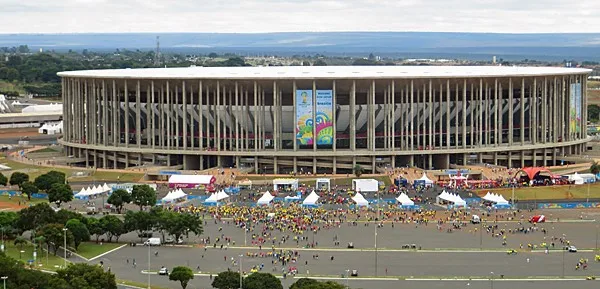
[313,59,327,66]
[131,184,157,210]
[9,172,29,187]
[107,189,131,213]
[591,162,600,175]
[48,183,73,207]
[38,223,73,255]
[124,210,153,242]
[169,266,194,289]
[166,212,203,243]
[16,203,56,231]
[55,209,87,226]
[290,278,346,289]
[353,164,363,178]
[588,104,600,122]
[212,271,241,289]
[100,215,126,242]
[20,181,38,201]
[34,170,66,191]
[243,272,283,289]
[13,236,27,251]
[86,217,105,243]
[56,263,117,289]
[0,211,19,239]
[0,172,7,186]
[65,219,90,250]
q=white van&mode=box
[144,237,161,246]
[471,215,481,224]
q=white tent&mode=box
[316,178,330,191]
[102,183,111,192]
[204,193,218,204]
[437,190,466,207]
[215,190,229,201]
[74,187,88,197]
[568,173,584,185]
[395,193,415,206]
[257,191,275,205]
[302,191,320,206]
[482,192,509,205]
[273,179,299,191]
[168,174,215,188]
[352,179,379,192]
[415,173,434,185]
[163,189,187,203]
[352,192,369,207]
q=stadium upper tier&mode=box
[58,66,590,79]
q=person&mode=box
[155,251,159,257]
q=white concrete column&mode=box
[391,80,395,151]
[446,80,450,149]
[183,81,188,150]
[313,80,317,152]
[151,81,155,149]
[410,80,414,150]
[273,80,278,151]
[498,81,503,145]
[253,81,258,151]
[462,79,467,149]
[235,82,239,152]
[333,80,337,152]
[199,81,204,150]
[350,80,356,151]
[124,80,129,147]
[136,80,141,148]
[428,80,433,149]
[293,81,297,151]
[216,83,221,151]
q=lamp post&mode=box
[345,269,350,289]
[239,254,243,289]
[62,228,68,268]
[375,189,379,276]
[147,240,151,289]
[1,276,7,289]
[244,227,247,246]
[1,226,4,252]
[490,272,494,289]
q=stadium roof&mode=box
[58,66,591,80]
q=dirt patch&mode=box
[0,200,25,211]
[0,128,40,138]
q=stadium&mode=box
[58,66,591,174]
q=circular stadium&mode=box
[57,66,591,174]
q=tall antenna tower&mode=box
[154,36,161,66]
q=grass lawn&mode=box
[0,80,25,95]
[0,195,47,205]
[117,279,167,289]
[1,158,74,180]
[476,183,600,200]
[3,241,68,271]
[76,242,124,259]
[30,147,63,154]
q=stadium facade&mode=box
[58,66,591,174]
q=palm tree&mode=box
[14,236,26,250]
[353,165,363,178]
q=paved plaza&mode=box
[85,208,600,289]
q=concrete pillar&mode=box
[235,82,239,151]
[428,154,433,170]
[543,148,548,166]
[372,156,376,174]
[507,152,512,168]
[273,157,278,174]
[313,80,317,152]
[183,81,188,150]
[532,78,537,144]
[410,80,414,150]
[333,157,337,174]
[498,81,503,146]
[520,151,525,168]
[216,82,220,151]
[532,149,537,167]
[520,78,525,145]
[469,83,474,147]
[350,81,356,151]
[253,81,258,151]
[391,80,396,151]
[114,152,118,169]
[462,79,467,148]
[446,80,451,149]
[428,80,433,149]
[508,78,513,146]
[493,152,498,165]
[313,157,317,174]
[124,80,129,147]
[199,81,204,150]
[293,157,297,173]
[409,155,414,167]
[273,81,278,151]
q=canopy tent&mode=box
[216,190,229,201]
[482,192,509,205]
[395,193,415,206]
[168,174,216,189]
[316,178,331,191]
[414,173,434,186]
[567,173,585,185]
[577,173,596,184]
[257,191,275,205]
[516,167,552,180]
[273,178,299,191]
[302,191,320,206]
[162,189,187,203]
[102,183,111,192]
[352,192,369,207]
[204,193,219,204]
[437,190,466,207]
[238,180,252,189]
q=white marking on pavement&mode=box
[89,244,128,261]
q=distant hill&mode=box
[1,32,599,61]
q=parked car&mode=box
[164,237,183,244]
[565,246,577,252]
[529,215,545,223]
[144,238,161,246]
[350,270,358,277]
[159,266,169,276]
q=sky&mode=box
[1,0,599,34]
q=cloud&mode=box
[0,0,598,33]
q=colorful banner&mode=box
[315,90,334,145]
[570,83,582,133]
[296,90,313,145]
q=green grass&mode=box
[0,80,25,95]
[476,183,600,200]
[30,147,63,154]
[84,171,143,182]
[0,195,48,205]
[76,242,124,259]
[3,241,68,271]
[1,158,74,180]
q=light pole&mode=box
[1,276,7,289]
[345,269,350,289]
[244,227,247,246]
[375,189,379,276]
[62,228,68,268]
[490,272,494,289]
[1,226,4,252]
[587,182,590,204]
[239,254,243,289]
[148,227,151,289]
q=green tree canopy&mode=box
[0,172,8,186]
[86,217,105,243]
[212,270,241,289]
[38,223,73,255]
[591,161,600,175]
[166,212,203,242]
[16,203,56,231]
[353,164,363,177]
[20,181,38,201]
[107,189,131,214]
[169,266,195,289]
[9,172,29,187]
[131,184,157,210]
[290,278,346,289]
[100,215,127,242]
[66,218,90,250]
[124,210,153,242]
[0,211,19,238]
[56,263,117,289]
[34,170,66,191]
[243,272,283,289]
[48,183,73,207]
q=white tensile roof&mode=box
[168,174,214,185]
[257,191,275,205]
[58,66,590,79]
[302,191,320,205]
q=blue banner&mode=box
[315,90,333,145]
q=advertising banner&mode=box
[570,83,582,133]
[296,90,313,145]
[315,90,334,145]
